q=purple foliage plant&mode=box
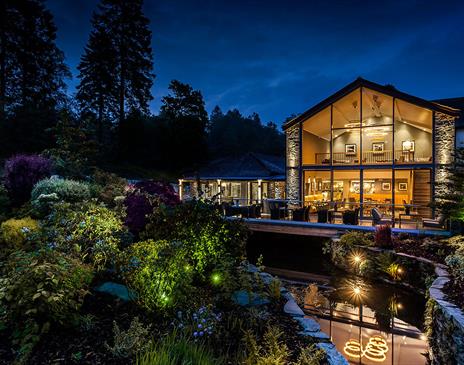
[124,180,179,235]
[4,154,52,206]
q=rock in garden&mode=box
[284,298,305,317]
[232,290,270,307]
[95,282,136,302]
[295,316,320,332]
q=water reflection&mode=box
[303,278,427,365]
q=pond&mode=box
[247,232,428,365]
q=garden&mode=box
[324,226,464,364]
[0,154,327,364]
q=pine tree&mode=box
[0,0,70,154]
[160,80,209,169]
[77,0,154,138]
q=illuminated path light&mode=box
[211,273,221,285]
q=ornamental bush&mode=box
[374,225,392,248]
[445,254,464,286]
[0,249,93,357]
[0,184,10,222]
[124,180,179,235]
[90,169,127,207]
[4,154,52,206]
[31,177,92,216]
[122,239,194,311]
[46,202,128,269]
[142,200,248,278]
[339,231,373,247]
[0,217,39,250]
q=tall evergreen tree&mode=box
[77,0,154,139]
[0,0,69,155]
[160,80,209,169]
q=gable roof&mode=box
[433,97,464,128]
[183,153,285,181]
[283,77,461,131]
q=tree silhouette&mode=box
[77,0,154,138]
[160,80,209,169]
[208,106,285,158]
[0,0,70,155]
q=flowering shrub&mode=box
[122,239,193,311]
[4,154,52,206]
[124,180,179,235]
[176,306,222,340]
[0,217,39,250]
[31,177,92,216]
[46,202,128,269]
[375,225,392,248]
[0,249,93,357]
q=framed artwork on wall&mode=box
[382,182,391,191]
[345,144,357,155]
[372,142,385,153]
[398,182,408,191]
[351,181,360,193]
[402,140,415,152]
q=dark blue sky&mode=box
[48,0,464,125]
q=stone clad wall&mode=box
[434,112,456,203]
[427,266,464,365]
[286,125,300,202]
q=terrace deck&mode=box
[233,217,451,238]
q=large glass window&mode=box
[302,107,331,165]
[332,89,361,165]
[394,99,432,164]
[395,169,432,218]
[363,169,393,216]
[362,88,394,165]
[303,170,331,205]
[333,170,360,208]
[300,87,433,168]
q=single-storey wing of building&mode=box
[179,152,286,204]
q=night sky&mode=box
[48,0,464,126]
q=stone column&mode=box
[286,124,301,203]
[434,112,456,209]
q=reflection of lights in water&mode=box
[344,339,363,358]
[364,336,388,362]
[344,335,389,363]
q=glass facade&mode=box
[301,87,433,167]
[300,87,434,220]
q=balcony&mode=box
[312,150,432,166]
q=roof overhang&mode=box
[181,175,286,181]
[282,77,461,131]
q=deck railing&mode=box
[221,198,435,228]
[313,150,432,165]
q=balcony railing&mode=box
[313,150,432,165]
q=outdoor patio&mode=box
[222,198,448,233]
